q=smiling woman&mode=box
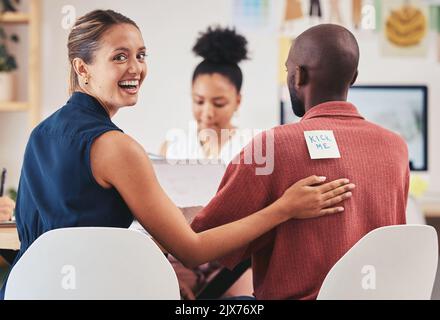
[68,12,147,115]
[0,9,355,300]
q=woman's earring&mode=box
[84,76,89,85]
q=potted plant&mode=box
[0,0,20,101]
[0,0,20,13]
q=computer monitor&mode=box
[280,85,428,171]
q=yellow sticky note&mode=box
[409,175,429,198]
[279,37,294,85]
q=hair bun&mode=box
[193,26,249,64]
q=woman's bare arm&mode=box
[91,131,354,268]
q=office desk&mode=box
[0,207,203,252]
[0,224,20,250]
[423,204,440,219]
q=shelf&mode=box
[0,101,29,111]
[0,1,41,128]
[0,226,20,250]
[0,12,30,24]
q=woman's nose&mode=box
[201,104,215,120]
[128,58,144,75]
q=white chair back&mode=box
[5,227,180,300]
[317,225,438,300]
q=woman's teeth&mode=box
[118,80,139,89]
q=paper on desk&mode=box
[129,160,224,236]
[152,159,226,208]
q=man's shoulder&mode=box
[269,123,310,149]
[269,123,306,140]
[237,124,304,157]
[363,120,408,146]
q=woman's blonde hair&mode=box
[67,10,139,94]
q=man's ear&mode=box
[350,70,359,86]
[72,58,89,79]
[295,65,307,88]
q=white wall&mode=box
[0,0,439,198]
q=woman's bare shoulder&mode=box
[93,130,145,157]
[90,130,151,187]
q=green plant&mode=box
[7,187,16,202]
[7,187,16,217]
[0,0,20,13]
[0,27,18,72]
[0,0,20,72]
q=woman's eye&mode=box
[114,54,127,62]
[214,104,226,108]
[138,52,147,61]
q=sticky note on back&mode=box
[304,130,341,160]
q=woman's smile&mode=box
[118,79,140,95]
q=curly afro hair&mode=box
[193,26,248,64]
[192,26,249,92]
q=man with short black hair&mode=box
[191,24,409,300]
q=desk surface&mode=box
[0,207,203,251]
[0,224,20,250]
[423,204,440,218]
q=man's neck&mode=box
[304,93,348,113]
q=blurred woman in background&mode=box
[161,26,257,299]
[160,26,253,164]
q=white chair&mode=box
[5,227,180,300]
[317,225,438,300]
